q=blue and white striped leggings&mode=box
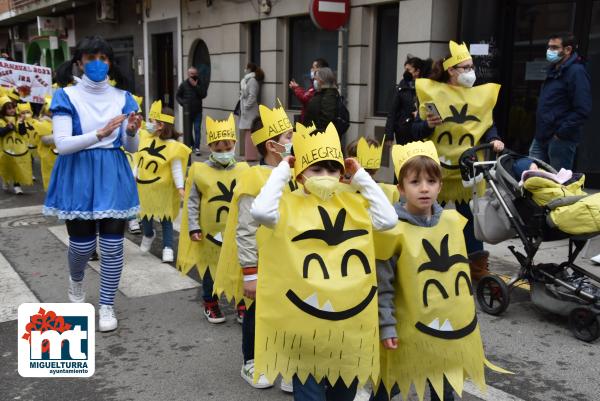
[66,219,126,306]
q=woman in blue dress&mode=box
[44,36,142,332]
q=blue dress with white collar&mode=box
[43,79,140,220]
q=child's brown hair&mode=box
[398,155,442,188]
[157,107,181,141]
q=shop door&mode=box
[504,1,582,154]
[153,32,174,108]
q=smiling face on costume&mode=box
[413,234,477,340]
[136,135,167,185]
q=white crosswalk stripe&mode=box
[48,225,199,298]
[0,251,40,323]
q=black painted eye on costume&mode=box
[422,278,449,307]
[303,253,330,279]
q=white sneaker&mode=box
[162,247,174,263]
[241,359,273,389]
[68,277,85,303]
[140,234,155,252]
[98,305,118,332]
[128,219,142,234]
[280,378,293,393]
[13,185,23,195]
[591,254,600,265]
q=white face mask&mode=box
[457,70,476,88]
[145,121,157,133]
[268,140,293,158]
[313,79,320,90]
[310,70,315,79]
[212,150,235,164]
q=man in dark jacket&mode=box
[529,33,592,170]
[176,67,207,155]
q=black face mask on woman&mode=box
[403,71,413,82]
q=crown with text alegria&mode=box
[443,40,472,71]
[206,113,237,144]
[391,140,440,180]
[356,137,384,169]
[149,100,175,124]
[250,99,292,145]
[293,122,344,175]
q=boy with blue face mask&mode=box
[177,113,249,324]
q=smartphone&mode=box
[424,102,441,119]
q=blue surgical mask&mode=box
[212,151,235,164]
[546,49,562,64]
[145,121,156,133]
[84,59,109,82]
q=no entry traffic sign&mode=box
[309,0,350,31]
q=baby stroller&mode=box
[459,143,600,342]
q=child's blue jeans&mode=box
[141,217,173,249]
[292,374,357,401]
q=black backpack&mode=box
[333,94,350,136]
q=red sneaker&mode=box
[204,301,226,324]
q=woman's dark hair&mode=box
[157,107,181,140]
[1,102,15,117]
[56,35,127,89]
[405,56,433,78]
[314,58,329,68]
[429,54,452,83]
[246,62,265,82]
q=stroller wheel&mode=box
[476,275,510,315]
[568,308,600,342]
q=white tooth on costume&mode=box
[428,318,440,330]
[321,301,334,312]
[440,319,454,331]
[304,293,319,309]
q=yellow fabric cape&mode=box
[35,119,56,191]
[213,165,275,306]
[416,79,500,203]
[375,210,494,400]
[0,118,33,185]
[254,190,379,387]
[135,131,191,221]
[176,161,250,279]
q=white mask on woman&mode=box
[457,70,476,88]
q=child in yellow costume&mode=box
[0,95,31,194]
[136,100,190,262]
[251,122,397,400]
[346,137,400,203]
[213,101,295,390]
[35,97,56,191]
[373,141,508,401]
[411,40,505,280]
[177,113,249,324]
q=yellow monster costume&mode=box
[416,41,500,203]
[355,137,399,204]
[135,101,190,220]
[35,118,56,190]
[254,123,380,387]
[177,113,249,278]
[213,102,296,305]
[375,142,507,400]
[0,96,32,185]
[17,103,39,158]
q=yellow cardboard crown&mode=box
[149,100,175,124]
[293,122,344,174]
[392,141,440,179]
[132,95,143,108]
[206,113,237,144]
[251,99,292,145]
[0,95,13,108]
[356,137,384,169]
[17,102,32,114]
[443,41,472,71]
